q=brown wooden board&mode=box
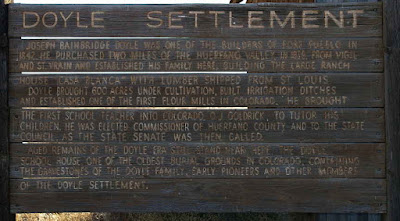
[0,0,13,219]
[384,0,400,219]
[248,0,315,3]
[5,1,388,216]
[10,108,384,143]
[316,0,378,2]
[8,73,384,107]
[10,38,383,53]
[10,179,386,213]
[9,143,385,179]
[8,3,382,38]
[9,38,383,73]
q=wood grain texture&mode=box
[316,0,378,3]
[306,1,382,221]
[6,1,387,216]
[384,0,400,220]
[0,156,12,219]
[248,0,315,3]
[8,73,384,107]
[10,38,382,52]
[10,179,386,213]
[244,0,383,219]
[9,143,385,179]
[9,108,385,143]
[0,0,13,220]
[8,3,382,38]
[315,214,382,221]
[8,38,384,73]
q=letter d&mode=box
[23,12,40,28]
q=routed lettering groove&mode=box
[7,1,387,215]
[8,3,382,38]
[9,73,384,107]
[9,143,385,179]
[10,108,384,143]
[10,38,383,73]
[10,179,386,213]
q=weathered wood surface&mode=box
[9,38,383,73]
[248,0,315,3]
[0,0,13,220]
[10,38,382,53]
[10,179,386,213]
[384,0,400,220]
[8,73,384,107]
[9,108,384,143]
[8,3,382,38]
[6,1,387,216]
[315,214,382,221]
[299,1,383,221]
[316,0,378,3]
[9,143,385,179]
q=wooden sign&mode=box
[8,3,382,38]
[9,38,383,72]
[3,1,391,215]
[9,73,383,107]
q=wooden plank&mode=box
[8,3,382,38]
[8,73,384,107]
[384,0,400,219]
[247,2,383,221]
[9,38,384,73]
[316,0,378,3]
[5,1,388,216]
[248,0,315,3]
[385,53,400,220]
[312,0,383,221]
[9,143,385,179]
[315,214,382,221]
[9,179,386,213]
[10,38,383,52]
[0,2,7,154]
[314,0,382,218]
[9,108,384,143]
[0,156,12,219]
[244,1,383,220]
[0,0,14,220]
